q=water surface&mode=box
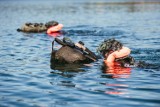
[0,0,160,107]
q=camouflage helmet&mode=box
[97,38,123,56]
[45,20,59,28]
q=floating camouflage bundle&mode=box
[17,20,59,33]
[97,38,123,56]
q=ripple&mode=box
[64,26,126,37]
[0,0,160,107]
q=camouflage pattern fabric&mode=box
[17,20,58,33]
[97,38,123,56]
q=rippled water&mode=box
[0,0,160,107]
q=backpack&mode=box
[50,37,98,64]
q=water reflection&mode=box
[50,63,86,72]
[83,1,160,13]
[101,64,131,95]
[47,31,63,37]
[58,80,76,88]
[102,64,131,78]
[104,83,129,95]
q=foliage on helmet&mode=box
[97,38,123,56]
[45,21,59,28]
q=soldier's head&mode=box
[97,38,123,57]
[45,21,59,28]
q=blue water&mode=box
[0,0,160,107]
